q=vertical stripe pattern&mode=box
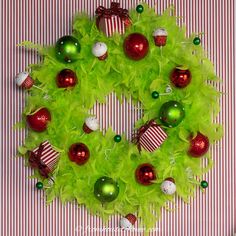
[0,0,235,235]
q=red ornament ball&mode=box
[68,143,90,165]
[26,107,51,132]
[170,67,191,88]
[188,132,209,157]
[123,33,149,60]
[56,69,77,88]
[135,163,156,185]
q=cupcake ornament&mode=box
[83,117,99,133]
[153,28,168,47]
[92,42,108,60]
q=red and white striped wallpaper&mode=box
[0,0,235,235]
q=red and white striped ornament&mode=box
[29,140,60,174]
[95,2,131,37]
[15,72,34,89]
[139,121,167,152]
[119,213,137,230]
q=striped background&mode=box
[0,0,235,235]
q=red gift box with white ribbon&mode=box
[134,120,167,152]
[29,140,60,178]
[95,2,131,37]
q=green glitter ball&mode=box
[200,180,208,188]
[152,91,159,99]
[136,4,144,13]
[114,135,122,143]
[94,176,119,203]
[55,35,81,63]
[193,37,201,45]
[159,100,185,127]
[36,182,44,190]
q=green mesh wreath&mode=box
[18,4,222,232]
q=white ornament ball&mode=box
[161,178,176,195]
[85,117,99,131]
[92,42,108,59]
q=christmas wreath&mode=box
[17,3,222,232]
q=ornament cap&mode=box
[165,177,175,183]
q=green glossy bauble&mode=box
[152,91,159,99]
[159,100,185,127]
[193,37,201,45]
[200,180,208,188]
[94,176,119,203]
[55,35,81,63]
[114,135,122,143]
[136,4,144,13]
[36,182,43,190]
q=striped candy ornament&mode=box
[139,121,167,152]
[30,140,60,172]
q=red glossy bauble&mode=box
[56,69,77,88]
[188,132,209,157]
[170,67,191,88]
[123,33,149,60]
[68,143,90,165]
[26,107,51,132]
[135,163,156,185]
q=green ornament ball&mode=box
[36,182,43,190]
[55,35,81,63]
[159,100,185,127]
[114,135,122,143]
[193,37,201,45]
[152,91,159,99]
[94,176,119,203]
[200,180,208,188]
[136,4,144,13]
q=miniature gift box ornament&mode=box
[95,2,132,37]
[28,140,60,178]
[133,120,167,152]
